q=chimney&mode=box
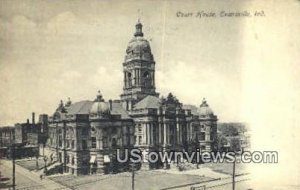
[109,99,113,110]
[27,119,30,124]
[32,112,35,124]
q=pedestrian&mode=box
[40,174,43,180]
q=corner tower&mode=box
[120,21,159,110]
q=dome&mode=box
[198,98,214,116]
[125,21,153,62]
[126,37,152,55]
[89,90,110,116]
[90,101,110,115]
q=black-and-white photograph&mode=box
[0,1,299,190]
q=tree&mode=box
[230,138,240,152]
[216,133,228,152]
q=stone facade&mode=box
[43,21,218,175]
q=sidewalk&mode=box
[1,159,70,190]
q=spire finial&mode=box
[138,9,141,23]
[134,10,143,37]
[200,98,208,107]
[66,97,72,106]
[95,90,104,102]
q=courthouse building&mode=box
[43,21,218,175]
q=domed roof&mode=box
[125,21,153,62]
[198,98,214,116]
[90,101,110,115]
[126,36,152,54]
[89,91,110,116]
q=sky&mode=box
[0,0,247,125]
[0,0,300,187]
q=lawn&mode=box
[49,170,214,190]
[15,158,45,171]
[202,162,249,176]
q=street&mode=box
[0,159,69,190]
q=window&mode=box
[91,137,96,148]
[82,140,87,150]
[82,128,88,136]
[200,132,205,141]
[112,128,117,134]
[128,72,132,87]
[66,155,69,164]
[138,136,142,145]
[144,71,150,78]
[58,136,62,147]
[71,140,75,149]
[103,137,108,148]
[112,138,117,147]
[71,157,75,165]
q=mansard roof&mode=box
[110,101,131,119]
[182,104,199,115]
[134,95,160,109]
[53,100,130,120]
[67,100,94,115]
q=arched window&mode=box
[127,72,132,87]
[112,138,117,147]
[143,71,151,87]
[143,71,150,78]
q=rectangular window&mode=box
[82,128,88,136]
[138,136,142,145]
[200,132,205,141]
[82,140,87,150]
[59,136,62,147]
[71,140,75,149]
[103,137,108,148]
[91,137,96,148]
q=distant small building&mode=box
[0,126,14,158]
[217,122,250,152]
[1,113,48,159]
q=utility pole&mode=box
[130,163,136,190]
[232,159,236,190]
[36,150,39,170]
[10,131,16,190]
[11,143,16,190]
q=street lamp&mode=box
[129,162,137,190]
[43,156,48,174]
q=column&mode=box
[186,123,190,141]
[138,70,140,87]
[134,69,137,86]
[153,71,155,87]
[179,124,182,144]
[150,123,153,145]
[163,123,167,145]
[176,122,179,144]
[147,123,151,145]
[143,123,147,145]
[145,123,148,144]
[124,72,127,88]
[158,122,161,144]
